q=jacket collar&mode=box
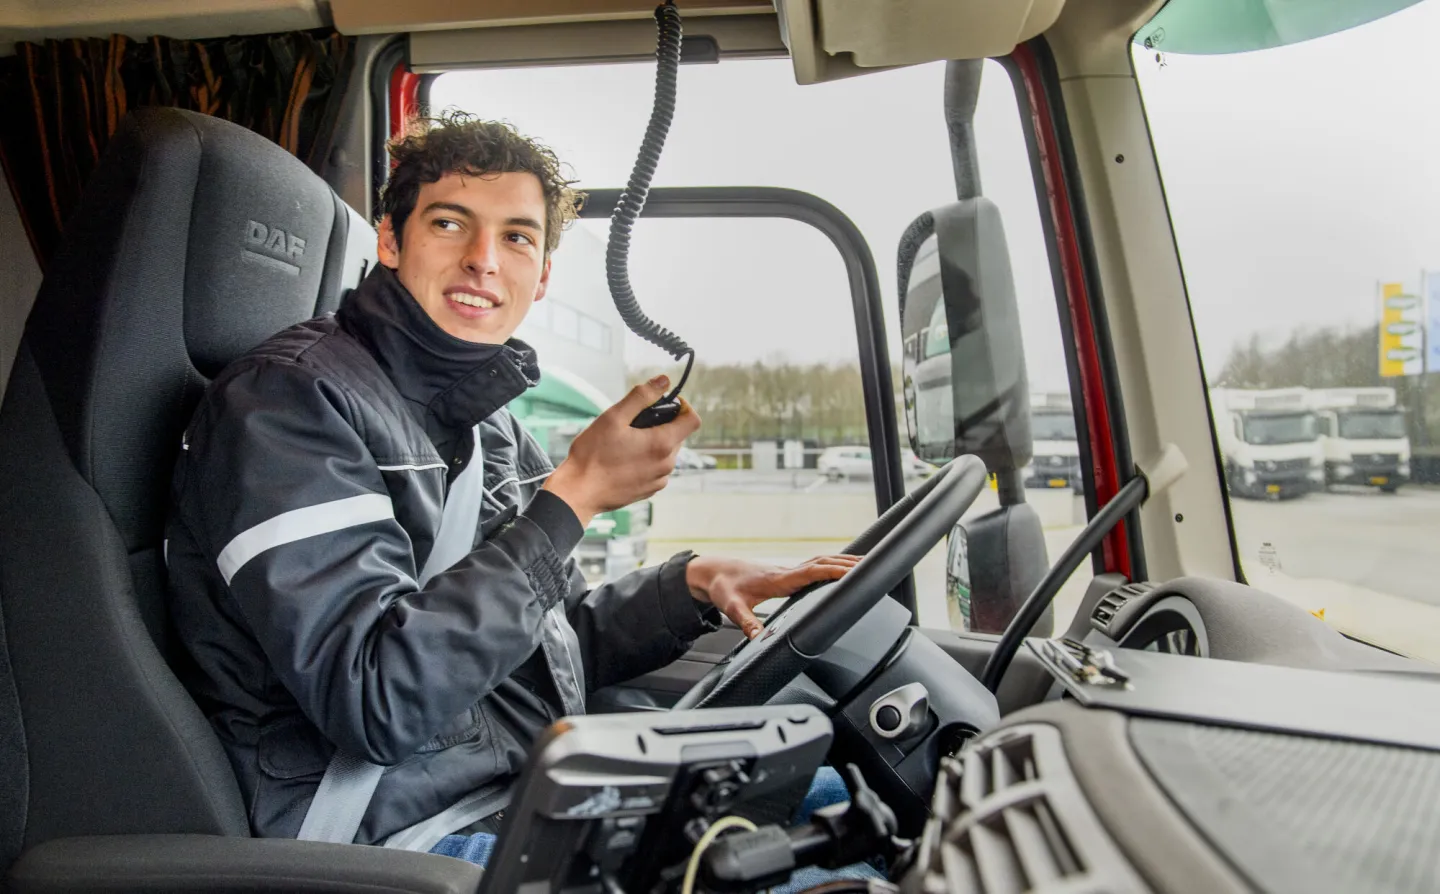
[337,265,539,433]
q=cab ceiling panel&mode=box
[351,0,1068,86]
[0,0,323,46]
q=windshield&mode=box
[1031,412,1077,442]
[1136,0,1439,661]
[1242,413,1318,445]
[1337,410,1407,440]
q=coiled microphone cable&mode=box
[607,0,695,427]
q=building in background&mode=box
[514,223,626,401]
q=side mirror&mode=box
[898,199,1032,471]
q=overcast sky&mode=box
[432,0,1440,393]
[1137,0,1440,374]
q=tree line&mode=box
[629,360,903,448]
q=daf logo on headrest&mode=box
[243,220,306,276]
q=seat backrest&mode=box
[0,107,377,864]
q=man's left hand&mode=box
[686,554,861,640]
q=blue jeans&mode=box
[429,766,883,892]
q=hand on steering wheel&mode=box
[673,454,989,711]
[686,555,862,639]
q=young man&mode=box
[164,114,861,859]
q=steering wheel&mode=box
[672,454,989,710]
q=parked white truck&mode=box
[1023,391,1081,488]
[1209,387,1325,499]
[1308,387,1410,492]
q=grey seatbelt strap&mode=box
[416,425,487,588]
[382,781,512,853]
[297,425,485,845]
[294,751,386,844]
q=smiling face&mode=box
[377,170,551,344]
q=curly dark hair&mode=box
[378,111,584,256]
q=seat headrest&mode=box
[22,107,376,551]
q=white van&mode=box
[818,445,933,480]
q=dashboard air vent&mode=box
[1090,581,1154,635]
[909,724,1145,894]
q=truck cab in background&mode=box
[1210,387,1326,499]
[1309,387,1411,492]
[1022,391,1079,488]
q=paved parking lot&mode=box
[652,475,1090,630]
[664,469,923,495]
[1228,485,1440,609]
[642,470,1440,658]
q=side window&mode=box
[432,56,1090,630]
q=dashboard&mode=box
[903,691,1440,894]
[1085,581,1207,656]
[900,576,1440,894]
[1060,575,1419,675]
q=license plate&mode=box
[1370,476,1389,485]
[1266,484,1281,494]
[1048,478,1067,488]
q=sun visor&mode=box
[774,0,1065,85]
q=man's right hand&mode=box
[543,375,701,528]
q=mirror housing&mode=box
[898,199,1032,471]
[946,508,1053,636]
